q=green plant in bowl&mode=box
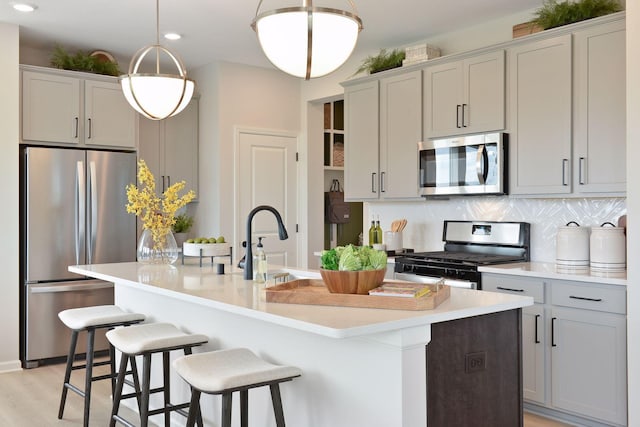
[50,45,121,76]
[532,0,623,30]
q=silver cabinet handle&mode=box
[371,173,377,193]
[579,157,586,185]
[551,317,557,347]
[75,161,85,266]
[534,314,541,344]
[380,172,386,193]
[88,161,98,264]
[562,159,569,186]
[73,117,79,138]
[87,118,92,139]
[496,286,524,293]
[456,105,462,128]
[569,295,603,302]
[462,103,468,127]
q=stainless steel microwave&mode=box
[418,132,507,196]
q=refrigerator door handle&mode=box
[88,161,98,264]
[30,282,114,293]
[76,161,85,266]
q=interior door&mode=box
[237,129,298,268]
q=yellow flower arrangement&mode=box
[126,159,196,250]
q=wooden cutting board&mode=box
[265,279,450,311]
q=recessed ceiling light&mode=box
[164,33,181,41]
[13,3,36,12]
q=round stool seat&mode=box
[58,305,145,330]
[106,322,208,355]
[173,348,302,393]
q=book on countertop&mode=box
[369,282,437,298]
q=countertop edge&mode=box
[479,262,627,286]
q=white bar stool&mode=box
[106,322,209,427]
[173,348,302,427]
[57,305,145,427]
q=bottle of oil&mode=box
[368,219,377,246]
[375,216,383,247]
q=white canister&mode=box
[590,222,626,271]
[556,221,590,268]
[384,231,403,252]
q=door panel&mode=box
[237,130,298,268]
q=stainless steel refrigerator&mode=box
[20,146,137,368]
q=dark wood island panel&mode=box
[427,309,523,427]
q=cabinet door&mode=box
[423,61,462,138]
[379,71,421,200]
[509,35,572,195]
[344,80,380,201]
[138,117,162,194]
[22,71,80,144]
[463,50,505,134]
[550,306,627,425]
[84,80,137,148]
[573,20,626,195]
[164,99,199,197]
[522,304,546,404]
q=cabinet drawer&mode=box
[482,274,545,303]
[551,281,626,314]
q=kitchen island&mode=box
[70,262,533,427]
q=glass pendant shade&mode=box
[252,1,363,79]
[120,0,195,120]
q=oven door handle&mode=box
[394,272,476,289]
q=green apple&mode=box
[186,238,195,243]
[216,236,225,243]
[208,238,217,244]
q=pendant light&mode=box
[251,0,363,80]
[120,0,195,120]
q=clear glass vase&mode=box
[137,228,179,264]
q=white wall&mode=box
[0,23,21,372]
[191,62,300,259]
[625,3,638,425]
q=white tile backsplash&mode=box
[365,197,627,263]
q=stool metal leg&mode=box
[221,393,233,427]
[110,354,129,427]
[163,351,171,427]
[185,389,201,427]
[270,383,286,427]
[240,390,249,427]
[58,329,79,420]
[82,328,96,427]
[140,353,152,427]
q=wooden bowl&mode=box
[319,268,386,295]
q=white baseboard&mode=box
[0,360,22,373]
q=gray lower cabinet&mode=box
[483,273,627,426]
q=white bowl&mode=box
[183,242,231,257]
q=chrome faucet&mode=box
[243,205,289,280]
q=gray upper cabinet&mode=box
[21,67,137,149]
[508,35,573,195]
[138,98,199,198]
[572,19,626,195]
[423,50,505,139]
[509,15,626,197]
[343,80,380,201]
[343,71,421,201]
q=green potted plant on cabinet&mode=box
[532,0,623,30]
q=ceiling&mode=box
[2,0,542,71]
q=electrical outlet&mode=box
[465,351,486,373]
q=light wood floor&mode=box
[0,361,572,426]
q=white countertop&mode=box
[69,262,532,339]
[479,262,627,286]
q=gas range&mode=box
[394,220,530,289]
